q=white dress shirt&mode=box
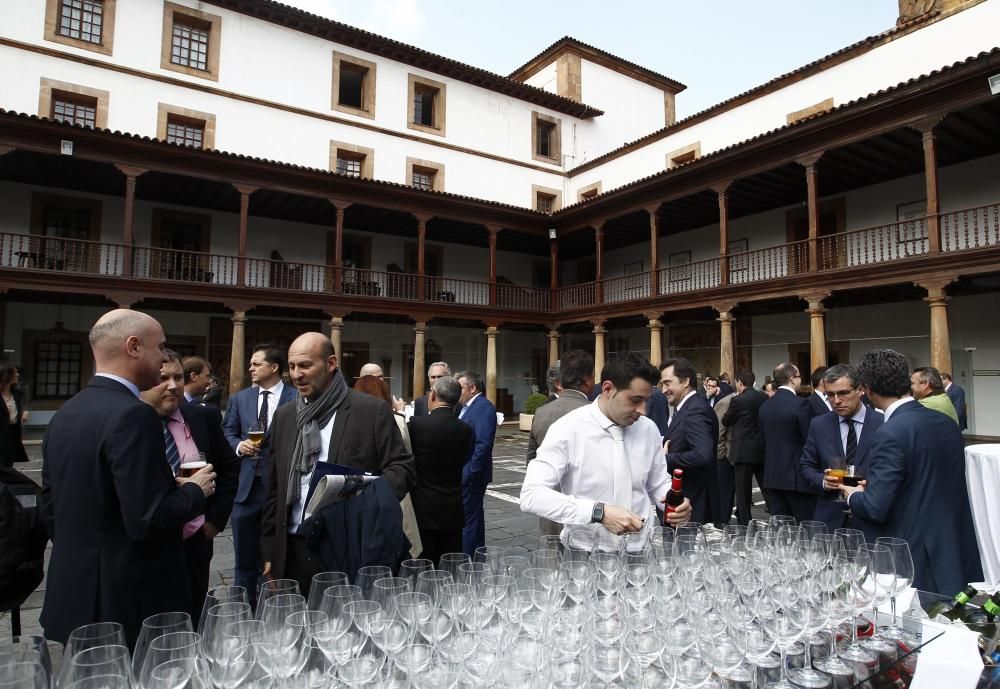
[95,372,139,398]
[257,381,285,428]
[815,390,833,412]
[458,392,482,419]
[675,389,697,412]
[288,410,337,533]
[520,399,669,544]
[882,396,914,423]
[839,405,867,454]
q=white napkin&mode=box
[910,619,983,689]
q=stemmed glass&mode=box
[875,537,914,642]
[371,577,410,618]
[63,623,127,662]
[307,572,349,610]
[136,631,201,689]
[786,584,833,688]
[399,559,433,584]
[355,565,392,599]
[591,641,631,689]
[208,619,263,689]
[438,553,470,578]
[59,645,133,689]
[257,579,300,619]
[149,658,212,689]
[0,662,49,689]
[0,636,52,687]
[762,587,810,689]
[132,611,193,677]
[474,545,507,574]
[813,555,863,677]
[199,586,248,632]
[320,584,362,636]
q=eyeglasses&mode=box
[825,388,856,401]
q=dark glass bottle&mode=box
[663,469,684,525]
[927,584,978,621]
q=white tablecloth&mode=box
[965,444,1000,590]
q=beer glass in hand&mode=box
[247,423,265,447]
[827,456,847,503]
[179,452,208,478]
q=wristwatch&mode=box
[591,502,605,524]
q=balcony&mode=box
[1,203,997,315]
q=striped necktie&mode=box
[844,418,857,465]
[162,417,181,476]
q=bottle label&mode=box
[956,592,971,605]
[984,599,1000,616]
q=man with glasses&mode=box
[799,364,883,536]
[758,362,814,521]
[413,361,451,417]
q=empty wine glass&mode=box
[199,586,248,632]
[60,645,132,689]
[63,623,127,662]
[133,611,193,677]
[372,577,410,618]
[0,636,51,686]
[137,631,201,689]
[415,569,454,607]
[257,579,300,619]
[307,572,349,610]
[63,676,130,689]
[320,584,363,637]
[208,619,263,689]
[0,662,48,689]
[149,658,212,689]
[874,537,914,642]
[355,565,392,599]
[437,552,470,578]
[474,545,507,574]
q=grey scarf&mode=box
[285,368,350,506]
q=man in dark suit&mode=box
[799,364,883,536]
[942,372,968,431]
[839,349,982,595]
[141,352,239,622]
[40,310,215,646]
[408,375,473,565]
[758,362,815,522]
[703,375,722,409]
[718,372,735,398]
[660,358,719,525]
[223,343,296,604]
[412,361,450,417]
[261,333,414,594]
[722,372,767,526]
[526,350,594,536]
[456,371,496,556]
[181,356,212,404]
[808,366,833,418]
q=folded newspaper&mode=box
[304,474,377,521]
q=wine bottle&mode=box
[927,585,978,621]
[966,592,1000,634]
[663,469,684,525]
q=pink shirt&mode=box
[165,410,206,539]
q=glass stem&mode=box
[851,613,860,646]
[871,605,880,636]
[779,647,788,680]
[804,636,813,669]
[890,595,898,628]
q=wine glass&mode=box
[827,457,848,502]
[319,584,362,637]
[437,552,470,578]
[60,645,132,688]
[198,586,248,632]
[149,658,212,689]
[62,677,131,689]
[132,611,193,677]
[0,662,48,689]
[591,641,631,689]
[371,577,411,618]
[415,570,454,607]
[208,619,263,689]
[256,579,300,619]
[63,623,127,662]
[875,537,913,641]
[813,555,864,677]
[762,588,810,689]
[307,572,349,610]
[137,631,201,689]
[786,585,833,688]
[0,636,51,687]
[355,565,392,599]
[398,559,433,584]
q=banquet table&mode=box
[965,443,1000,590]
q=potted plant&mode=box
[519,392,550,432]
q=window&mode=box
[160,2,222,81]
[44,0,116,54]
[29,192,102,272]
[52,92,97,128]
[34,341,83,399]
[331,53,376,118]
[151,208,211,281]
[156,103,216,149]
[666,142,701,169]
[407,74,447,136]
[406,157,445,192]
[531,112,562,164]
[329,141,374,178]
[337,154,362,177]
[577,182,602,202]
[532,185,562,213]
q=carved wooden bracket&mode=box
[412,212,434,224]
[712,302,738,316]
[329,198,353,211]
[484,223,503,236]
[232,184,259,196]
[225,302,254,315]
[916,275,957,298]
[643,203,662,216]
[114,164,148,179]
[795,151,825,168]
[907,113,947,135]
[710,180,733,196]
[324,310,350,322]
[105,292,141,308]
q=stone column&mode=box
[803,292,830,374]
[414,213,431,300]
[235,185,257,286]
[715,304,736,379]
[486,224,501,306]
[712,182,732,287]
[797,153,824,272]
[485,325,499,404]
[913,117,945,254]
[592,320,607,382]
[115,165,146,277]
[645,204,661,297]
[331,199,351,293]
[228,309,247,395]
[647,315,663,367]
[412,321,427,399]
[547,328,560,365]
[328,315,344,359]
[921,277,956,374]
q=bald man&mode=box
[260,333,414,593]
[40,309,216,647]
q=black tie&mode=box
[844,418,857,465]
[258,390,270,433]
[162,418,181,476]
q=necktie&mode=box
[608,425,632,509]
[258,390,270,433]
[162,418,181,476]
[844,418,857,465]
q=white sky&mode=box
[277,0,901,118]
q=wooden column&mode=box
[797,153,824,273]
[412,320,427,399]
[715,303,737,379]
[594,220,605,304]
[592,320,607,382]
[547,327,560,365]
[712,182,732,287]
[234,185,258,286]
[485,324,499,404]
[913,117,945,254]
[414,213,431,301]
[803,292,830,373]
[646,314,663,367]
[549,236,559,310]
[115,165,146,277]
[486,224,501,306]
[228,308,248,394]
[645,204,661,297]
[331,199,351,294]
[328,314,345,359]
[920,277,956,374]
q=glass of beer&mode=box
[842,465,863,487]
[827,456,847,502]
[248,423,264,447]
[180,452,207,478]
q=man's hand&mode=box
[600,504,644,535]
[20,410,29,424]
[202,522,220,539]
[838,480,866,502]
[662,439,670,455]
[177,464,216,497]
[262,562,272,578]
[660,496,692,526]
[822,468,842,492]
[392,396,406,413]
[237,439,260,457]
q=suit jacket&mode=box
[946,383,968,430]
[665,393,719,524]
[0,388,29,466]
[808,391,832,419]
[260,388,415,579]
[722,389,766,465]
[408,407,473,530]
[413,395,429,417]
[179,404,240,531]
[459,395,496,485]
[526,390,590,463]
[719,382,735,398]
[713,393,735,460]
[847,400,982,595]
[645,387,669,437]
[799,409,883,540]
[39,377,206,645]
[758,388,811,492]
[223,383,297,503]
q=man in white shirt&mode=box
[520,352,691,542]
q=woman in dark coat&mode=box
[0,362,29,468]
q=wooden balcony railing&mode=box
[497,283,550,311]
[658,256,721,295]
[941,203,1000,252]
[556,281,597,309]
[425,276,489,306]
[1,232,126,275]
[134,246,239,285]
